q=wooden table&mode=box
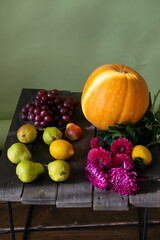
[0,88,160,240]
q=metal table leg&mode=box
[138,207,149,240]
[23,205,33,240]
[7,202,15,240]
[143,208,149,240]
[138,208,142,240]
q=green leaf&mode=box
[150,89,160,113]
[103,134,112,145]
[108,126,119,132]
[126,124,134,136]
[112,132,123,138]
[145,122,152,130]
[155,111,160,125]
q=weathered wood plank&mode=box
[93,188,129,211]
[0,204,148,229]
[1,225,160,240]
[56,93,94,208]
[129,180,160,207]
[0,89,32,201]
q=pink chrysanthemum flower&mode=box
[111,138,133,155]
[109,167,138,196]
[85,160,108,190]
[112,153,134,170]
[87,147,112,169]
[91,137,100,149]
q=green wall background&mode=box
[0,0,160,120]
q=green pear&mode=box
[43,127,63,145]
[16,160,44,183]
[7,143,32,164]
[48,160,70,182]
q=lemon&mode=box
[49,139,74,160]
[48,160,70,182]
[131,145,152,169]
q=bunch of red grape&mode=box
[21,89,79,129]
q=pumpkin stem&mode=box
[119,69,127,74]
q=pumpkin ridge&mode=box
[81,70,114,111]
[116,72,128,124]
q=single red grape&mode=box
[38,90,47,97]
[62,115,70,122]
[51,89,59,95]
[28,114,35,121]
[63,101,70,108]
[35,115,42,122]
[41,105,49,111]
[54,97,60,105]
[41,95,48,103]
[36,95,41,100]
[26,102,34,108]
[28,106,35,113]
[34,121,40,127]
[40,110,47,117]
[57,104,62,110]
[40,121,47,128]
[34,108,40,115]
[44,115,52,123]
[22,107,28,114]
[47,92,56,100]
[59,107,67,115]
[35,100,41,107]
[21,114,28,121]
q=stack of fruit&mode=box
[21,89,79,129]
[7,122,83,183]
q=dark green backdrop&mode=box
[0,0,160,148]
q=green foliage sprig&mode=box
[99,90,160,149]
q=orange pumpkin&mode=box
[81,64,149,130]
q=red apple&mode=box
[64,123,83,141]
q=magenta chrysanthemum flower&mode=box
[109,167,138,196]
[85,160,108,190]
[91,137,100,149]
[111,138,133,155]
[112,153,134,170]
[87,147,112,169]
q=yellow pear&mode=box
[16,160,44,183]
[7,143,32,164]
[43,127,62,145]
[48,160,70,182]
